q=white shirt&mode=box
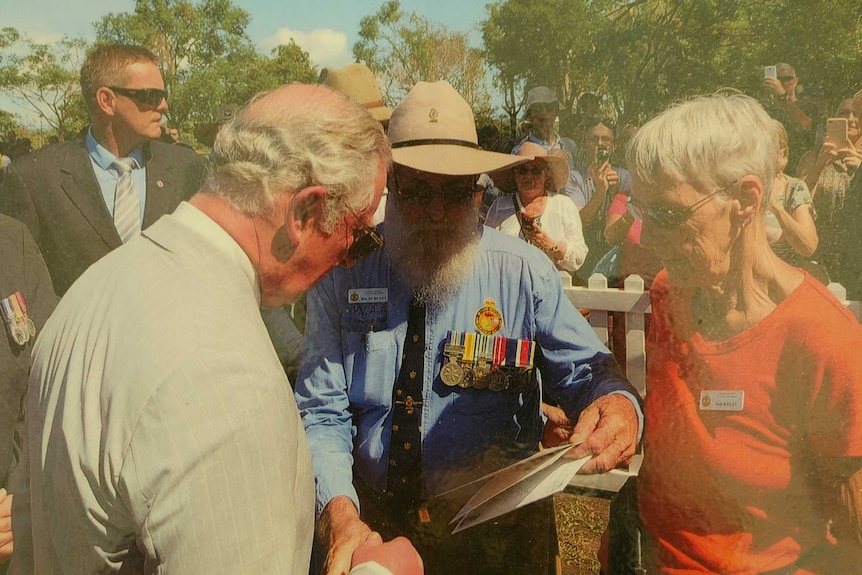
[484,192,589,272]
[25,202,314,573]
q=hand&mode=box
[587,162,610,195]
[837,144,862,172]
[816,140,840,169]
[350,534,424,575]
[565,394,638,474]
[605,167,620,191]
[318,496,377,575]
[762,77,785,97]
[0,488,13,563]
[541,403,574,448]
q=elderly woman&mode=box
[626,93,862,573]
[484,142,588,273]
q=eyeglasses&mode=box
[627,186,726,230]
[109,87,168,107]
[513,165,546,176]
[392,168,477,206]
[777,76,795,84]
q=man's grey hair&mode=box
[626,91,777,208]
[206,85,392,233]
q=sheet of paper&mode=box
[448,443,577,524]
[565,453,644,493]
[451,453,591,533]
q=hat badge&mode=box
[429,108,439,123]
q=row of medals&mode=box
[2,293,36,346]
[441,343,512,392]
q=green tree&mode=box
[0,29,89,139]
[354,1,490,113]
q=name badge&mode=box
[348,288,388,304]
[699,390,744,412]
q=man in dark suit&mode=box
[0,43,205,296]
[0,214,56,571]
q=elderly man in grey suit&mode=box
[19,84,394,573]
[0,43,204,296]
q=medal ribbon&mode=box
[462,332,476,363]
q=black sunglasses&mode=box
[109,86,168,106]
[513,165,546,176]
[392,168,477,206]
[346,224,384,262]
[627,187,726,230]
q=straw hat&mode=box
[513,142,570,192]
[318,63,393,123]
[388,81,527,176]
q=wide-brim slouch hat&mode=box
[319,63,393,123]
[388,81,527,176]
[512,142,570,192]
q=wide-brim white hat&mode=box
[318,63,393,123]
[513,142,570,192]
[388,81,527,176]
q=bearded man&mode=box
[295,81,641,575]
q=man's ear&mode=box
[732,175,763,223]
[284,185,328,246]
[96,87,116,116]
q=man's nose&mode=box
[425,196,446,222]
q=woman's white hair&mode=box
[206,85,391,233]
[626,91,778,207]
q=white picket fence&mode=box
[562,273,861,398]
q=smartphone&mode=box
[595,145,610,164]
[826,117,848,145]
[764,65,777,79]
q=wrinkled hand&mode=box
[565,394,638,474]
[523,226,553,253]
[350,534,424,575]
[319,496,377,575]
[541,403,574,448]
[0,488,13,563]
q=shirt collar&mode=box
[86,127,145,170]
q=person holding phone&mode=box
[564,119,633,285]
[796,94,862,278]
[762,63,816,170]
[484,142,588,273]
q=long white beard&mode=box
[385,200,481,308]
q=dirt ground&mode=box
[554,493,611,575]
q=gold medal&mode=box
[458,366,474,389]
[472,363,490,389]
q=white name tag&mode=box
[348,288,388,304]
[699,390,744,412]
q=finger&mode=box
[0,528,11,548]
[567,404,600,447]
[0,493,11,516]
[0,514,10,530]
[0,538,12,560]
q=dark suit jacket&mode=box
[0,214,56,486]
[0,136,205,295]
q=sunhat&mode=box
[513,142,570,192]
[388,81,527,176]
[319,63,393,123]
[525,86,562,112]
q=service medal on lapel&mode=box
[1,291,36,346]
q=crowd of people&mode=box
[0,42,859,575]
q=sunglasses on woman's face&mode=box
[513,166,546,176]
[627,187,726,230]
[109,87,169,107]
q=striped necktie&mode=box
[111,157,142,243]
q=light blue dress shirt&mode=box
[86,129,147,220]
[295,227,640,516]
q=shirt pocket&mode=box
[343,330,397,408]
[452,385,521,415]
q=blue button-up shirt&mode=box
[295,227,639,516]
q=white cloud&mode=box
[259,28,352,69]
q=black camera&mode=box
[595,145,610,164]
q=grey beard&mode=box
[385,201,481,308]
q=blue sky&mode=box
[2,0,493,126]
[4,0,490,69]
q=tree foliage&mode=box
[483,0,862,134]
[0,29,89,139]
[354,1,490,115]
